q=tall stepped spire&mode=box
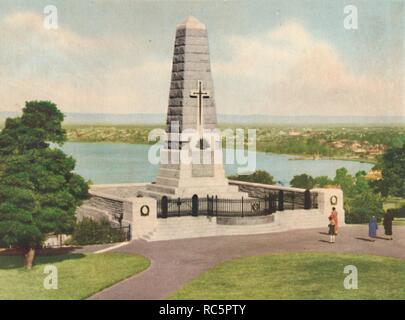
[167,15,217,135]
[142,17,247,199]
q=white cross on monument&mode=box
[190,80,210,137]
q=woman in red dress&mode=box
[328,207,339,235]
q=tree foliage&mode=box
[371,142,405,197]
[0,101,89,267]
[313,176,334,188]
[290,174,315,189]
[228,170,276,185]
[341,170,384,223]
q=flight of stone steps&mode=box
[140,218,283,241]
[139,210,327,241]
[142,159,249,199]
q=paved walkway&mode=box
[89,225,405,300]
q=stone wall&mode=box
[76,205,111,223]
[86,195,123,219]
[77,191,133,226]
[229,179,311,198]
[273,209,327,229]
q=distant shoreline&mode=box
[2,121,405,129]
[2,111,405,127]
[64,140,377,165]
[288,155,376,165]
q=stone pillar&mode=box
[312,188,345,225]
[127,197,158,240]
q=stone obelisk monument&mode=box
[145,16,245,198]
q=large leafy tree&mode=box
[0,101,89,268]
[371,142,405,197]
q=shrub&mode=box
[290,174,315,189]
[228,170,275,185]
[70,218,126,245]
[387,206,405,218]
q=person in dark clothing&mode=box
[383,210,394,240]
[328,217,336,243]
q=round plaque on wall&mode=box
[140,205,150,216]
[330,195,338,206]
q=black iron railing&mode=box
[157,190,318,218]
[111,225,131,241]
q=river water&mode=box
[61,142,373,186]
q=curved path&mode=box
[89,225,405,300]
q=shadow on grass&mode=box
[0,246,83,256]
[0,250,86,270]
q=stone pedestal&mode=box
[312,188,345,225]
[145,147,245,198]
[128,197,158,240]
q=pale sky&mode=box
[0,0,404,117]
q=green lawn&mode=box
[383,196,405,211]
[0,252,149,300]
[393,218,405,226]
[171,253,405,300]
